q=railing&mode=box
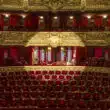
[0,66,110,73]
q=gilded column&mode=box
[81,0,86,11]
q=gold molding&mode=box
[0,31,109,47]
[0,66,110,73]
[0,0,110,11]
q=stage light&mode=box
[53,16,58,20]
[61,47,64,51]
[40,16,44,19]
[103,14,107,19]
[21,14,26,18]
[69,16,73,19]
[4,14,10,18]
[87,15,91,19]
[48,47,51,50]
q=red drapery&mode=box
[0,15,4,30]
[9,15,20,27]
[107,15,110,27]
[73,18,77,27]
[81,16,88,27]
[10,47,19,61]
[95,47,102,58]
[94,16,103,28]
[0,47,4,65]
[24,15,39,29]
[27,46,33,65]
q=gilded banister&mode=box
[0,66,110,74]
[0,31,110,47]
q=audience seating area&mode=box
[0,70,110,110]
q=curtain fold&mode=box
[107,15,110,27]
[95,47,102,58]
[10,47,19,61]
[24,15,38,29]
[27,46,33,65]
[94,16,103,28]
[0,47,4,66]
[81,16,88,27]
[9,15,19,27]
[0,15,4,30]
[73,17,77,27]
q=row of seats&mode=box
[0,70,110,109]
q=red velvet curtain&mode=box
[107,15,110,27]
[73,18,77,27]
[0,47,4,65]
[9,15,19,27]
[0,15,4,30]
[81,16,88,27]
[10,47,19,61]
[94,16,103,28]
[27,46,33,65]
[95,47,102,58]
[24,15,38,29]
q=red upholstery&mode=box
[0,70,109,110]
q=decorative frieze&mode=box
[0,31,109,47]
[0,66,109,73]
[0,0,110,11]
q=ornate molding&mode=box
[0,66,109,73]
[0,0,110,11]
[0,31,109,47]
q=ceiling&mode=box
[0,0,110,12]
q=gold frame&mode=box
[0,31,110,47]
[0,66,110,73]
[0,0,110,11]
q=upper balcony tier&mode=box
[1,12,110,32]
[0,0,110,12]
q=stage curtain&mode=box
[73,17,77,27]
[81,16,88,27]
[0,15,4,30]
[24,15,38,29]
[27,46,33,65]
[9,15,19,27]
[9,47,19,61]
[0,47,4,65]
[107,15,110,27]
[95,47,102,58]
[94,16,103,28]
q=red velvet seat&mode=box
[62,70,68,75]
[56,71,61,75]
[38,99,48,108]
[48,99,57,108]
[57,99,66,107]
[49,71,54,75]
[42,71,48,75]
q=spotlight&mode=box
[69,16,73,19]
[21,14,26,18]
[53,16,58,20]
[39,16,44,19]
[103,15,107,19]
[48,47,51,50]
[87,15,91,19]
[4,14,10,18]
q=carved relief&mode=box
[28,0,81,11]
[0,66,109,73]
[0,31,109,47]
[2,0,23,6]
[0,0,109,11]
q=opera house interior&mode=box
[0,0,110,110]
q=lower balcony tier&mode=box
[0,66,110,74]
